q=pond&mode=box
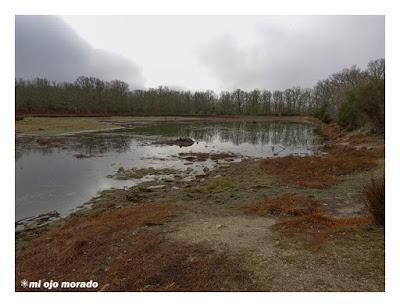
[15,120,324,222]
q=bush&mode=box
[359,78,385,133]
[364,176,385,226]
[338,79,385,133]
[314,102,331,123]
[338,91,363,130]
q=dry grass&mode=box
[348,133,372,145]
[272,212,373,245]
[36,138,68,147]
[16,203,254,291]
[259,145,384,188]
[245,194,321,217]
[319,122,344,140]
[364,176,385,226]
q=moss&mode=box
[110,167,179,180]
[199,176,235,193]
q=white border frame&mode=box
[1,1,399,306]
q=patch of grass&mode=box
[260,145,384,188]
[15,117,118,135]
[16,203,255,291]
[245,194,321,217]
[364,176,385,226]
[200,176,235,193]
[272,212,373,245]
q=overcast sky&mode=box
[16,15,384,91]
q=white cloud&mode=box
[198,16,384,90]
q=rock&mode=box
[153,137,195,147]
[147,185,166,191]
[203,167,210,173]
[15,210,60,230]
[74,153,92,159]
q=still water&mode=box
[16,121,323,220]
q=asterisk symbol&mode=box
[21,279,29,288]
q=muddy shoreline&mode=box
[15,116,385,291]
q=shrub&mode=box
[338,90,363,130]
[364,176,385,226]
[314,102,331,123]
[359,78,385,133]
[338,79,385,133]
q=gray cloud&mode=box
[15,15,145,88]
[199,16,385,91]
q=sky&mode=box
[15,15,385,91]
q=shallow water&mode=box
[15,121,323,220]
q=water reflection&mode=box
[125,121,321,148]
[15,121,323,220]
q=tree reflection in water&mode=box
[16,121,323,160]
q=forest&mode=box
[15,58,384,132]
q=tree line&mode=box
[15,58,384,132]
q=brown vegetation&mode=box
[319,122,344,140]
[348,133,373,145]
[364,176,385,226]
[245,194,321,217]
[272,212,372,244]
[36,138,68,147]
[16,203,254,291]
[259,145,384,188]
[178,151,237,162]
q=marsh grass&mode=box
[364,176,385,226]
[245,194,321,217]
